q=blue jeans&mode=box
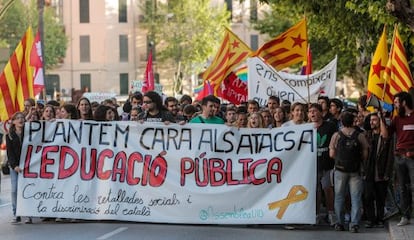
[334,170,363,227]
[394,155,414,219]
[10,167,18,216]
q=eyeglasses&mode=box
[143,100,152,104]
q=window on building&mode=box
[80,35,90,62]
[80,73,91,92]
[225,0,233,21]
[250,34,259,51]
[45,74,60,98]
[250,0,258,21]
[79,0,89,23]
[119,0,127,23]
[119,35,129,62]
[120,73,129,95]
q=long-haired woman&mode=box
[247,112,265,128]
[273,107,287,128]
[59,103,79,119]
[76,97,93,120]
[41,105,56,121]
[6,112,31,224]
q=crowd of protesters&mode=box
[2,89,414,234]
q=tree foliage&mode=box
[0,0,67,70]
[140,0,230,94]
[254,0,414,94]
[0,0,26,49]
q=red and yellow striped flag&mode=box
[367,26,390,102]
[255,18,307,70]
[383,26,414,103]
[0,27,35,121]
[202,28,252,94]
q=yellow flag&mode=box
[0,27,34,121]
[383,27,413,104]
[367,27,389,102]
[255,18,307,70]
[202,28,252,92]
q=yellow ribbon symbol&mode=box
[268,185,308,219]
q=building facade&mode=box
[47,0,267,100]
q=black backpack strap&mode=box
[338,130,358,139]
[350,130,360,139]
[338,131,346,138]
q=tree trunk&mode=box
[386,0,414,31]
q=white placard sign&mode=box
[248,57,337,106]
[83,92,117,103]
[131,80,163,95]
[17,120,316,224]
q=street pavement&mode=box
[0,173,396,240]
[389,218,413,240]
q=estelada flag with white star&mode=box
[367,26,390,103]
[254,18,307,70]
[202,27,252,94]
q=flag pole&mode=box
[37,0,46,100]
[382,24,396,101]
[304,16,311,104]
[306,44,311,104]
[307,75,310,103]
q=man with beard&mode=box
[164,96,184,122]
[189,95,224,124]
[390,91,414,226]
[363,112,393,228]
[363,112,392,228]
[138,91,175,123]
[308,103,338,226]
[121,91,143,120]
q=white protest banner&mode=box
[131,80,163,95]
[17,120,316,224]
[83,92,117,103]
[248,57,337,106]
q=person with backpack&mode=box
[329,111,369,233]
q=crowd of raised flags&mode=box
[197,18,310,102]
[367,26,414,105]
[0,19,414,123]
[198,19,413,107]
